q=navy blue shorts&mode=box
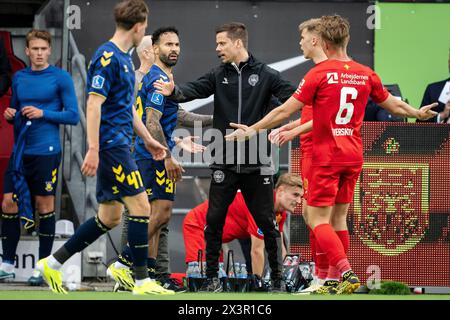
[137,159,175,202]
[96,146,145,203]
[3,153,61,197]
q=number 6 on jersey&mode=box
[336,87,358,124]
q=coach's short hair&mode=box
[26,29,51,47]
[215,22,248,49]
[275,173,303,190]
[152,26,179,45]
[114,0,149,31]
[318,15,350,48]
[298,18,321,34]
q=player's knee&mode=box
[36,203,54,214]
[2,198,18,214]
[131,200,150,216]
[101,214,122,228]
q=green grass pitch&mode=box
[0,291,449,300]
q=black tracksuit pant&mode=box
[204,168,282,280]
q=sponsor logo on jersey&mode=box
[222,77,229,85]
[92,75,105,89]
[326,72,339,84]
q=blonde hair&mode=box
[318,15,350,48]
[275,173,303,189]
[298,18,321,34]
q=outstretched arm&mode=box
[378,94,437,120]
[226,96,304,141]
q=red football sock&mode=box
[314,235,329,280]
[336,230,350,254]
[308,226,317,269]
[336,258,352,275]
[313,224,347,267]
[326,265,341,281]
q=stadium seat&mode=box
[0,30,26,204]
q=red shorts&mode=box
[300,156,312,200]
[307,164,362,207]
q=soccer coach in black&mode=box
[154,22,295,292]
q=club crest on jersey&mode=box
[44,182,53,192]
[248,74,259,86]
[213,170,225,183]
[151,92,164,105]
[124,65,129,73]
[327,72,339,84]
[92,75,105,89]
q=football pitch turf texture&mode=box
[0,291,449,300]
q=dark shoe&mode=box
[311,280,339,295]
[253,274,269,292]
[159,277,188,293]
[271,277,286,293]
[336,271,360,294]
[27,270,44,286]
[198,277,223,293]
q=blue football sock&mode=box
[54,215,110,264]
[127,216,149,280]
[1,214,21,264]
[38,212,56,260]
[118,244,134,267]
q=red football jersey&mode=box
[299,104,313,157]
[191,192,286,242]
[293,59,389,166]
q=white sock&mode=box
[47,255,62,270]
[114,261,129,269]
[135,278,153,287]
[1,262,15,273]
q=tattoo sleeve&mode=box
[146,108,171,158]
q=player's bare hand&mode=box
[176,136,206,154]
[268,126,288,145]
[153,73,175,96]
[144,138,167,161]
[81,149,99,177]
[164,157,185,182]
[416,103,438,120]
[278,130,297,146]
[21,106,44,119]
[225,123,256,141]
[3,107,16,121]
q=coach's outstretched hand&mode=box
[154,73,175,96]
[176,136,206,153]
[81,148,99,177]
[225,123,257,141]
[416,103,438,121]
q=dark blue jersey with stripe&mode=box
[86,41,135,151]
[10,65,79,155]
[134,64,178,161]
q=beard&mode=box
[160,53,178,67]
